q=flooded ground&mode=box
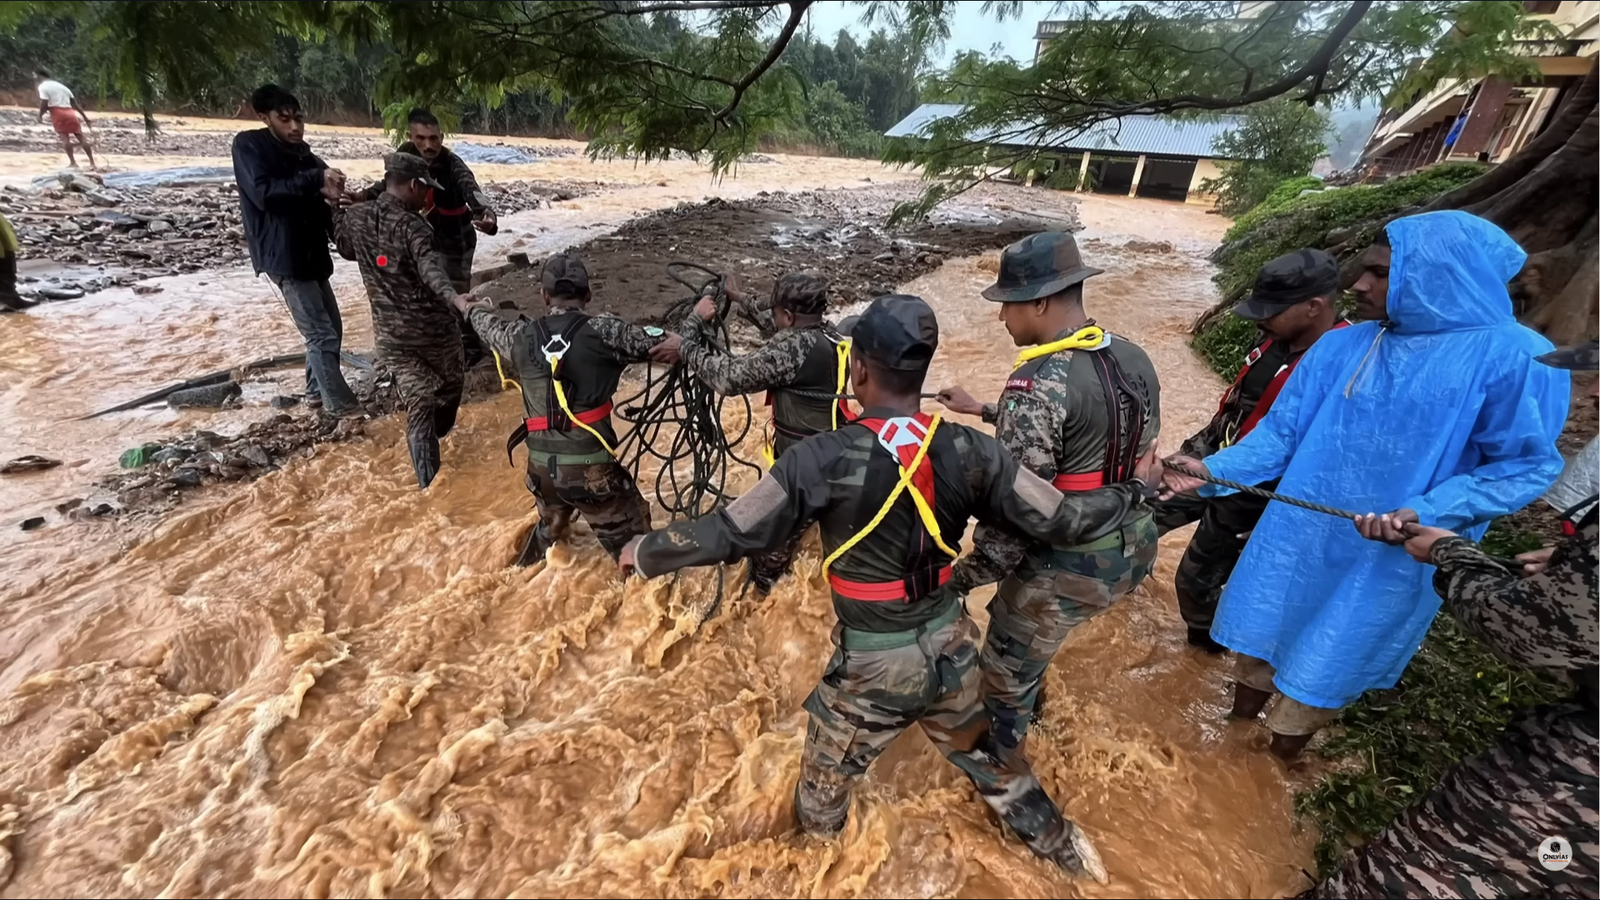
[0,114,1319,898]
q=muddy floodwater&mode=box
[0,118,1317,898]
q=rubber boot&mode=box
[514,524,551,567]
[1270,731,1314,761]
[1230,682,1272,720]
[1187,626,1228,654]
[409,438,441,490]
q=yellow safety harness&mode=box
[1012,324,1106,370]
[760,336,854,469]
[820,414,958,575]
[539,333,617,456]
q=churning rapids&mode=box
[0,124,1318,898]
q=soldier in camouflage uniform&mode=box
[622,295,1164,882]
[357,109,497,366]
[677,271,849,593]
[455,253,680,564]
[332,152,467,490]
[937,232,1161,766]
[1316,341,1598,900]
[1151,249,1346,653]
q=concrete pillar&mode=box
[1076,152,1091,193]
[1129,154,1147,197]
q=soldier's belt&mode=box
[828,565,952,602]
[1057,511,1156,553]
[833,599,962,651]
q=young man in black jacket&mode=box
[232,84,357,415]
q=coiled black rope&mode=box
[611,262,767,624]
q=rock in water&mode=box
[269,395,300,409]
[167,381,242,409]
[0,455,62,475]
[40,287,85,301]
[168,468,204,488]
[147,220,172,234]
[20,516,46,531]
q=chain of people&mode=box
[215,80,1600,896]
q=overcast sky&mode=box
[801,0,1066,64]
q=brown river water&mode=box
[0,125,1317,898]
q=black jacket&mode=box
[231,129,334,281]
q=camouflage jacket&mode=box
[634,407,1146,634]
[955,329,1161,593]
[1430,509,1598,703]
[677,314,834,396]
[332,193,459,353]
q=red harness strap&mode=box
[826,413,941,602]
[1235,321,1350,438]
[1051,471,1105,491]
[526,401,614,432]
[828,566,951,601]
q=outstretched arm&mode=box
[632,439,831,578]
[680,319,806,395]
[1428,530,1598,672]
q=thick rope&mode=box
[1161,460,1526,568]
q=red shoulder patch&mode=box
[1005,377,1034,393]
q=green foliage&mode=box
[1225,176,1328,241]
[1295,611,1568,876]
[1199,100,1331,216]
[1479,523,1546,558]
[1195,162,1487,377]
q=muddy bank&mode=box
[1,175,592,300]
[482,183,1081,324]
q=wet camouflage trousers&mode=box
[981,514,1159,761]
[525,458,652,560]
[383,343,464,489]
[799,611,1091,868]
[1313,702,1598,899]
[1151,489,1270,631]
[436,220,484,365]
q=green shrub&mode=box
[1223,175,1327,241]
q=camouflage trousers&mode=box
[1313,702,1598,899]
[435,220,484,367]
[980,514,1158,762]
[524,457,652,561]
[800,606,1099,873]
[1151,489,1270,631]
[382,342,464,490]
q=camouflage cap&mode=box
[982,231,1105,303]
[772,271,829,315]
[1537,340,1598,372]
[1234,248,1342,321]
[384,151,442,189]
[541,253,590,298]
[844,294,939,371]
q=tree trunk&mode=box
[1197,65,1599,346]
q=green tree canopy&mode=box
[1200,98,1331,217]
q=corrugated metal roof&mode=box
[884,103,1245,159]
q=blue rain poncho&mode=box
[1204,211,1570,710]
